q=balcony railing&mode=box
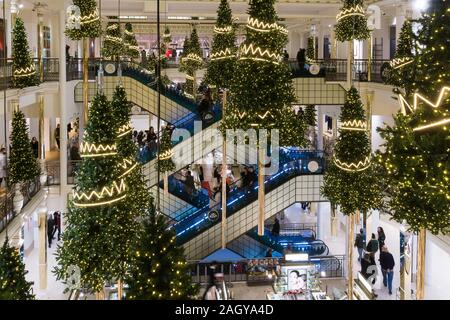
[0,58,60,90]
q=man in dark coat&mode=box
[379,246,395,295]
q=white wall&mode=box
[371,115,395,152]
[424,234,450,300]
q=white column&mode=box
[59,8,68,193]
[317,202,331,240]
[317,106,324,150]
[317,27,324,60]
[5,0,12,58]
[395,5,407,43]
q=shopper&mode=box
[379,246,395,295]
[265,248,273,258]
[31,137,39,158]
[271,218,280,237]
[52,211,62,241]
[296,48,306,70]
[184,171,196,197]
[377,226,386,251]
[47,214,55,248]
[54,124,60,149]
[354,228,365,262]
[366,233,379,264]
[0,147,6,187]
[247,166,258,190]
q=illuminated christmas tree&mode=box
[306,36,316,64]
[12,17,38,88]
[102,18,124,60]
[334,0,370,42]
[124,22,140,60]
[204,0,238,91]
[0,238,35,300]
[181,28,203,99]
[65,0,102,40]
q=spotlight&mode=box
[413,0,428,12]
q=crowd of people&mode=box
[355,226,395,296]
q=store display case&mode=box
[353,272,376,300]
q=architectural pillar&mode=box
[38,94,45,160]
[59,8,68,193]
[37,10,44,82]
[317,26,324,60]
[38,194,48,290]
[317,106,324,151]
[330,28,337,59]
[395,5,407,43]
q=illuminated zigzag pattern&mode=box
[210,48,236,61]
[214,26,233,34]
[336,5,365,22]
[117,123,132,137]
[334,156,371,172]
[105,35,123,44]
[80,141,117,157]
[13,64,36,78]
[159,150,174,161]
[181,53,203,64]
[246,17,288,35]
[239,43,281,65]
[118,158,138,178]
[341,120,367,131]
[399,86,450,131]
[73,179,126,207]
[70,10,100,25]
[390,57,413,70]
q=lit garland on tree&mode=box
[9,110,40,185]
[157,126,176,195]
[65,0,102,40]
[321,87,382,215]
[204,0,238,90]
[124,22,140,60]
[180,28,203,99]
[125,198,199,300]
[102,18,124,60]
[163,26,172,43]
[334,0,370,42]
[55,93,129,293]
[377,1,449,234]
[387,20,416,96]
[222,0,306,148]
[0,238,35,300]
[306,36,316,64]
[12,17,38,89]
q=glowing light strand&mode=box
[334,156,371,172]
[13,64,36,78]
[214,26,233,34]
[80,141,117,157]
[210,48,236,61]
[341,120,368,131]
[239,43,281,65]
[117,123,132,137]
[390,57,414,70]
[73,179,127,207]
[181,53,203,64]
[246,17,288,35]
[336,5,365,22]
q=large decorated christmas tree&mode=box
[125,198,199,300]
[65,0,102,40]
[9,110,40,185]
[321,87,382,299]
[12,17,38,88]
[181,28,203,99]
[0,238,35,300]
[54,93,128,294]
[334,0,370,42]
[124,22,140,60]
[102,18,124,60]
[306,36,316,64]
[156,126,176,195]
[204,0,238,91]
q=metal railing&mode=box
[188,255,344,285]
[0,58,60,90]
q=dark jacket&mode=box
[366,239,379,253]
[378,232,386,249]
[361,258,376,283]
[354,233,364,249]
[271,221,280,236]
[47,217,55,234]
[379,251,395,271]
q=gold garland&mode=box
[117,123,132,138]
[214,26,233,34]
[181,53,203,64]
[118,158,138,178]
[341,120,367,131]
[210,48,236,61]
[390,57,413,70]
[80,141,117,157]
[159,149,174,161]
[13,64,36,78]
[239,43,281,65]
[105,35,123,44]
[80,10,100,25]
[73,179,126,207]
[334,155,371,172]
[336,5,365,22]
[246,17,288,35]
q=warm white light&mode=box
[413,0,428,11]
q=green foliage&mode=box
[304,105,317,127]
[222,0,306,147]
[377,1,450,234]
[125,198,199,300]
[54,93,132,293]
[12,17,38,89]
[204,0,238,90]
[9,110,40,184]
[386,20,416,96]
[321,87,382,215]
[306,37,316,63]
[157,127,176,173]
[163,26,172,44]
[65,0,102,40]
[102,19,124,60]
[124,23,140,59]
[180,29,203,98]
[0,238,35,300]
[334,0,370,42]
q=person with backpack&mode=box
[354,228,365,262]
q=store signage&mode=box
[309,64,320,75]
[285,253,309,262]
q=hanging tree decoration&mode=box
[124,22,140,59]
[181,27,203,99]
[306,36,316,65]
[65,0,102,40]
[12,17,38,88]
[102,17,124,60]
[334,0,370,42]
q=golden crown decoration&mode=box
[124,29,133,36]
[399,86,450,131]
[117,123,132,138]
[76,10,99,25]
[73,179,127,207]
[118,158,138,178]
[336,5,365,22]
[13,64,36,78]
[214,25,233,34]
[390,57,413,70]
[210,48,236,61]
[181,53,203,64]
[80,141,117,157]
[158,149,174,161]
[341,120,368,131]
[246,17,288,35]
[239,43,281,65]
[105,35,123,44]
[334,155,371,172]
